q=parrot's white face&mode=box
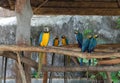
[74,30,78,34]
[94,35,98,38]
[44,27,49,32]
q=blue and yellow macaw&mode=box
[53,36,59,46]
[61,35,71,64]
[74,30,83,48]
[61,35,69,63]
[79,35,92,66]
[61,35,68,46]
[37,27,50,78]
[88,35,98,65]
[49,36,59,83]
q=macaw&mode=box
[79,35,92,66]
[74,30,83,48]
[61,35,71,64]
[37,27,50,78]
[49,36,59,83]
[53,36,59,46]
[61,35,68,46]
[88,35,98,65]
[61,35,69,83]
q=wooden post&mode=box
[15,0,33,83]
[42,53,48,83]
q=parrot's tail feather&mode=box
[37,52,43,78]
[89,59,91,66]
[67,56,71,66]
[80,58,83,66]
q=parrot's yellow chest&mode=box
[40,33,50,47]
[54,39,59,46]
[62,38,67,46]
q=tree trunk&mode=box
[15,0,33,83]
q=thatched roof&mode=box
[0,0,120,15]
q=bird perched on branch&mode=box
[53,36,59,46]
[88,35,98,65]
[49,36,59,83]
[80,35,92,66]
[37,27,50,78]
[61,35,68,46]
[61,35,70,63]
[74,29,83,48]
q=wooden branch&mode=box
[98,59,120,65]
[42,66,120,72]
[42,53,48,83]
[0,45,120,59]
[0,51,38,70]
[43,1,118,8]
[106,72,112,83]
[16,52,27,83]
[117,0,120,7]
[33,7,120,15]
[33,0,48,13]
[7,0,14,9]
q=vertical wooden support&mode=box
[15,0,33,83]
[106,72,112,83]
[3,58,7,83]
[42,53,48,83]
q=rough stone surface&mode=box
[0,15,120,78]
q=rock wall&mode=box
[0,15,120,77]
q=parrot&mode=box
[61,35,68,46]
[53,36,59,46]
[61,35,69,83]
[88,35,98,65]
[79,35,92,66]
[49,36,59,83]
[37,27,50,78]
[74,29,83,48]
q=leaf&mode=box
[83,29,93,37]
[90,74,96,79]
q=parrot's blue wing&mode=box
[77,32,83,48]
[81,39,90,52]
[38,32,43,44]
[53,38,55,46]
[66,38,69,45]
[88,38,97,52]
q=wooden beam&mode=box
[42,66,120,72]
[33,8,120,15]
[0,51,38,70]
[0,45,120,59]
[43,1,118,8]
[98,59,120,65]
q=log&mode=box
[98,59,120,65]
[43,1,118,8]
[42,53,48,83]
[33,7,120,15]
[16,52,27,83]
[42,66,120,72]
[0,45,120,59]
[0,51,38,70]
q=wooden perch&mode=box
[0,51,38,70]
[42,66,120,72]
[98,59,120,65]
[16,52,27,83]
[0,45,120,59]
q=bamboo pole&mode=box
[42,66,120,72]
